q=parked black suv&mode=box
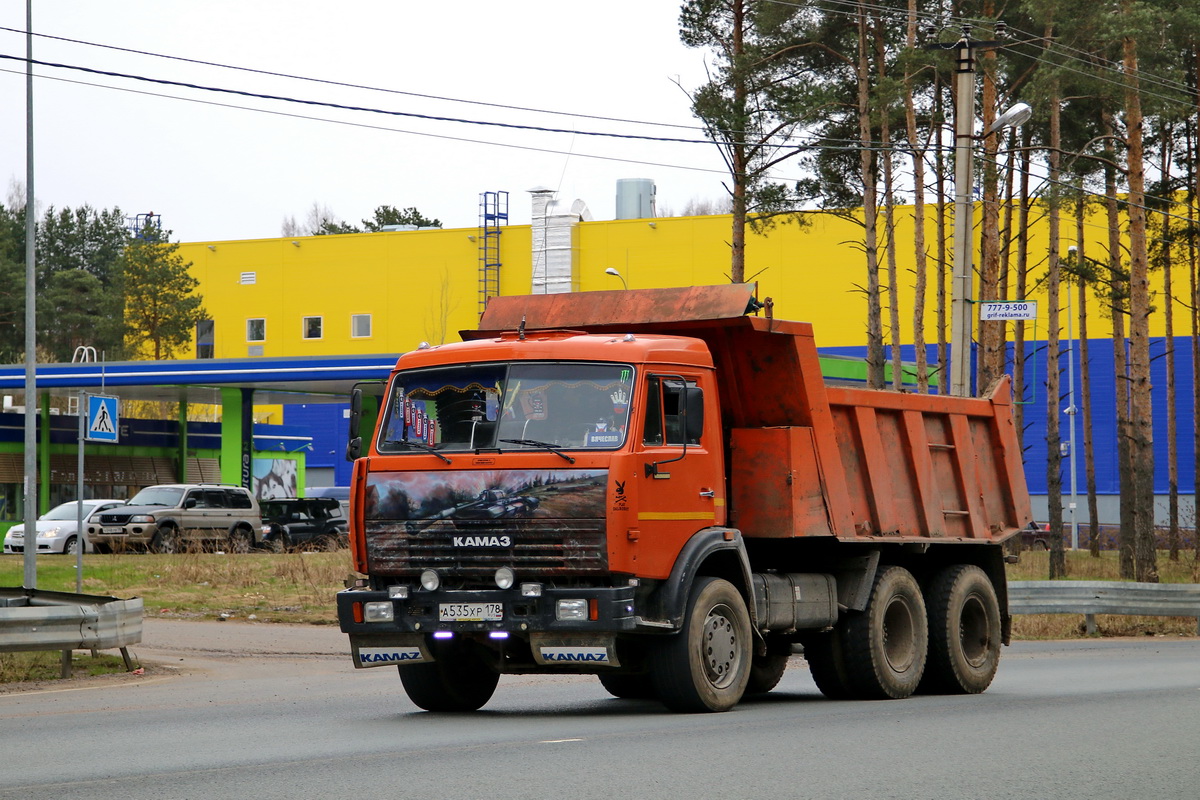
[260,497,348,551]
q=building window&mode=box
[196,319,214,359]
[247,318,266,342]
[303,316,323,340]
[351,314,372,338]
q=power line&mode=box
[0,24,709,135]
[0,52,723,146]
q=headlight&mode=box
[556,599,588,620]
[363,601,395,622]
[494,567,515,590]
[37,527,62,539]
[420,570,440,591]
[130,515,155,524]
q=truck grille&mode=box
[98,512,133,525]
[365,518,607,577]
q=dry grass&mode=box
[0,550,357,624]
[0,651,130,684]
[1007,549,1200,639]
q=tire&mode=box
[266,534,286,553]
[800,628,855,700]
[842,565,927,699]
[399,640,499,712]
[919,564,1001,695]
[598,672,657,700]
[650,577,752,713]
[229,528,253,554]
[64,536,79,555]
[745,638,791,695]
[150,525,179,554]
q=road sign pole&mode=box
[76,390,85,591]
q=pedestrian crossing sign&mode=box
[86,394,119,443]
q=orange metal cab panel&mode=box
[360,331,725,582]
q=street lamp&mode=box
[1065,246,1080,550]
[605,267,629,290]
[945,26,1031,396]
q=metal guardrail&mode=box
[0,587,143,677]
[1009,580,1200,635]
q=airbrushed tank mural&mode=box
[365,469,609,529]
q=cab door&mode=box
[633,372,723,579]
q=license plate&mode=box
[438,603,503,622]
[101,526,124,534]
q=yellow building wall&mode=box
[179,225,533,358]
[179,201,1169,357]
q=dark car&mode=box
[260,498,348,551]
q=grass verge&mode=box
[0,651,131,684]
[0,550,357,624]
[1007,549,1200,639]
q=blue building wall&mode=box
[822,337,1194,499]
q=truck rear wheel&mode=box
[843,565,927,699]
[398,640,499,712]
[651,577,751,712]
[801,628,855,700]
[920,564,1001,694]
[745,637,791,695]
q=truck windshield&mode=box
[377,362,634,453]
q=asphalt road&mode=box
[1,621,1197,800]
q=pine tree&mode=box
[123,224,207,360]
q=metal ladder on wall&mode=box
[478,191,508,315]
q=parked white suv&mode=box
[90,484,263,554]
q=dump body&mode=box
[338,284,1032,712]
[469,283,1031,546]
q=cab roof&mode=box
[394,331,714,371]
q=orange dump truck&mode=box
[337,284,1031,712]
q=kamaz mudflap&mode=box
[350,634,430,669]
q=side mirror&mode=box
[346,388,363,461]
[184,498,197,509]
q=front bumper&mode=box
[337,584,639,636]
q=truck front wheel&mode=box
[651,577,751,712]
[919,564,1001,694]
[843,565,927,699]
[399,640,499,712]
[598,672,657,700]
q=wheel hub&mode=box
[702,605,742,689]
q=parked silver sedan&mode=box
[3,499,126,555]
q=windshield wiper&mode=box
[498,439,576,464]
[398,440,452,464]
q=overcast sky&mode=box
[0,1,765,243]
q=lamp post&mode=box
[1066,246,1080,550]
[605,267,629,290]
[942,26,1031,396]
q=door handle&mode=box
[699,489,715,498]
